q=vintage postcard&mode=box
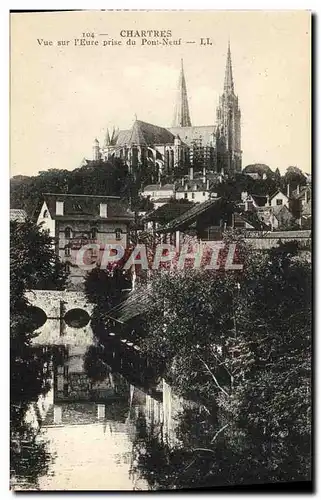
[10,10,312,492]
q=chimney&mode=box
[189,167,194,181]
[304,188,309,204]
[100,203,107,218]
[202,166,206,184]
[206,179,210,191]
[287,183,290,198]
[266,195,270,206]
[181,176,185,186]
[56,201,64,216]
[297,184,300,195]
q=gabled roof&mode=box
[161,198,223,233]
[40,193,134,221]
[116,120,175,147]
[270,189,288,200]
[105,289,154,324]
[176,179,214,192]
[145,201,194,224]
[291,185,311,200]
[143,184,174,192]
[250,194,268,207]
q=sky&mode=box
[10,10,311,176]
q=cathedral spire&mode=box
[224,40,234,94]
[172,58,192,127]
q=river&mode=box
[10,338,179,491]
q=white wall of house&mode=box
[175,190,210,202]
[270,191,289,208]
[37,202,56,237]
[142,187,174,200]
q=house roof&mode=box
[145,201,194,224]
[10,208,27,222]
[41,193,135,221]
[161,198,223,233]
[143,184,174,192]
[105,289,154,324]
[291,185,311,200]
[251,194,268,207]
[176,179,214,192]
[270,190,288,200]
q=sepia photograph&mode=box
[9,9,312,491]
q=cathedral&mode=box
[91,42,242,183]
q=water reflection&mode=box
[10,331,182,491]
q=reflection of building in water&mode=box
[54,346,129,403]
[134,380,186,446]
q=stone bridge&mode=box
[25,290,94,348]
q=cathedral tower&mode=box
[172,59,192,127]
[216,42,242,174]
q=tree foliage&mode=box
[10,220,67,487]
[132,241,311,487]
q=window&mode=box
[184,193,188,199]
[192,193,195,199]
[91,227,98,239]
[203,192,206,196]
[276,199,283,206]
[65,263,70,274]
[65,246,71,257]
[65,227,72,239]
[43,210,49,218]
[115,228,122,241]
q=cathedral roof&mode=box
[116,120,176,147]
[113,122,216,148]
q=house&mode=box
[36,193,134,288]
[256,204,294,230]
[143,201,193,232]
[158,198,245,248]
[141,184,175,202]
[269,190,289,209]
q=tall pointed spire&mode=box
[224,40,234,94]
[104,128,111,147]
[172,58,192,127]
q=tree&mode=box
[10,219,67,487]
[134,240,311,487]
